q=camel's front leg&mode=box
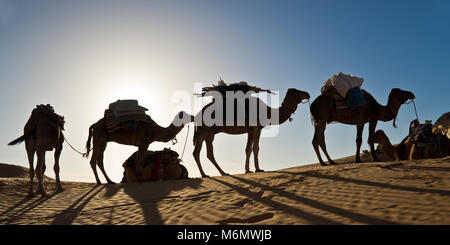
[245,132,254,173]
[54,143,63,192]
[253,128,264,172]
[135,142,150,182]
[368,120,380,162]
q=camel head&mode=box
[172,111,194,127]
[373,130,388,145]
[390,88,415,104]
[285,88,311,105]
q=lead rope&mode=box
[180,124,190,161]
[405,99,419,123]
[63,135,91,157]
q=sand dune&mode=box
[0,155,449,225]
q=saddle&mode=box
[104,100,151,134]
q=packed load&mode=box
[433,112,450,140]
[321,72,366,109]
[121,148,188,183]
[197,78,273,97]
[406,119,442,157]
[27,104,65,133]
[104,100,151,133]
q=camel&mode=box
[121,149,188,183]
[85,111,193,184]
[192,88,311,177]
[8,105,65,197]
[310,88,415,166]
[374,129,450,160]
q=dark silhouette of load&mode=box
[121,148,188,183]
[104,100,151,133]
[321,72,366,109]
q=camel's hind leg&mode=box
[25,140,35,197]
[312,122,330,166]
[244,132,254,173]
[54,143,63,192]
[35,148,47,196]
[368,120,380,162]
[193,128,209,177]
[253,128,264,172]
[355,124,364,163]
[96,143,114,184]
[89,147,102,185]
[315,122,337,166]
[205,134,229,176]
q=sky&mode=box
[0,0,449,183]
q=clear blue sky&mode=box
[1,0,449,182]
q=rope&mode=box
[63,135,90,157]
[180,124,190,161]
[405,99,419,123]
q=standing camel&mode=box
[193,88,310,177]
[310,88,415,166]
[85,111,193,184]
[8,105,65,197]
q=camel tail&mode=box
[8,135,28,146]
[85,124,94,158]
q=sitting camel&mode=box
[85,111,193,184]
[374,129,450,160]
[310,88,415,166]
[121,148,188,183]
[193,88,310,177]
[374,115,450,160]
[8,105,65,196]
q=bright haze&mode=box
[0,0,449,182]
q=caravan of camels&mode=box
[7,72,450,197]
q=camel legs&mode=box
[355,124,364,163]
[25,140,35,197]
[54,144,63,192]
[368,121,380,162]
[193,129,209,177]
[35,148,47,196]
[96,144,114,184]
[312,122,337,166]
[89,147,102,185]
[245,132,254,173]
[205,134,229,176]
[253,128,264,172]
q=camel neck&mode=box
[379,93,402,122]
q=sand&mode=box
[0,155,449,225]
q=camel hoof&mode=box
[354,159,362,163]
[27,191,34,198]
[329,162,338,165]
[255,169,265,173]
[221,172,230,176]
[56,187,64,193]
[245,170,253,174]
[201,174,210,178]
[319,162,328,166]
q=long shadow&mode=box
[50,185,105,225]
[227,175,401,225]
[209,177,343,225]
[1,195,55,224]
[275,171,450,196]
[121,178,203,225]
[397,166,450,172]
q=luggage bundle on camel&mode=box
[321,72,366,109]
[197,78,273,97]
[121,148,188,183]
[104,100,151,133]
